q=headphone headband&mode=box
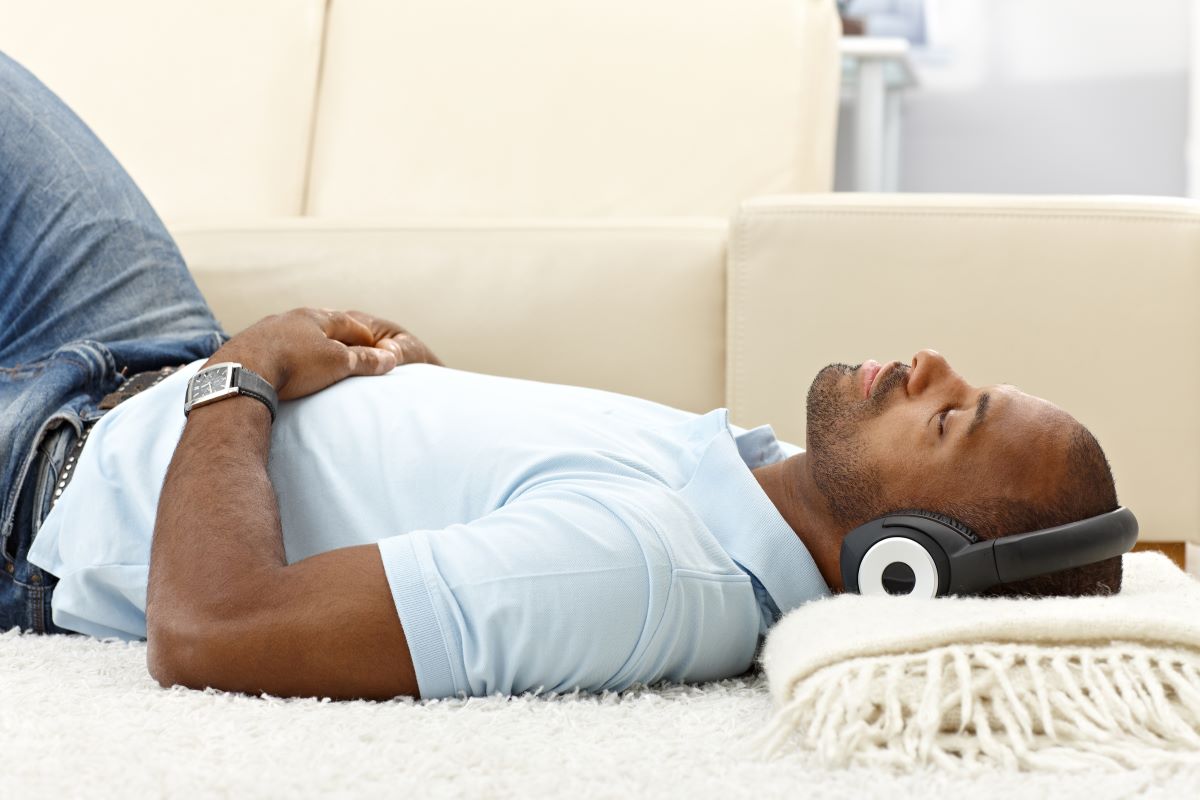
[991,506,1138,584]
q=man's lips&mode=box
[861,360,882,399]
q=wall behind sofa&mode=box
[835,0,1190,196]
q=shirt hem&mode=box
[377,534,458,699]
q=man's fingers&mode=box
[308,309,376,347]
[346,345,397,376]
[345,309,407,342]
[377,334,425,364]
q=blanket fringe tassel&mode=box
[751,642,1200,771]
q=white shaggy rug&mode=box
[3,629,1199,798]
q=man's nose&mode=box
[906,349,953,395]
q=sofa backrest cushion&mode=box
[178,220,728,413]
[306,0,841,218]
[0,0,325,224]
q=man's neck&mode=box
[750,454,844,592]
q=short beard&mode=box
[805,363,889,529]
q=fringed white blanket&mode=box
[756,552,1200,771]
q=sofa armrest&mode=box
[728,194,1200,543]
[173,218,727,414]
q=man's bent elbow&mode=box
[145,616,220,691]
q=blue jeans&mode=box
[0,51,227,634]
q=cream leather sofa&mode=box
[3,1,1197,548]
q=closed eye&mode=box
[937,408,951,436]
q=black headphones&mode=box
[839,506,1139,596]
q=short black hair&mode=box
[940,424,1122,597]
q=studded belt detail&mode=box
[49,365,184,511]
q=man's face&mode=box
[805,349,1073,529]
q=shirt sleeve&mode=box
[375,483,665,699]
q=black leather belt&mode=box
[49,365,184,511]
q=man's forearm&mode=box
[146,390,285,641]
[143,309,430,696]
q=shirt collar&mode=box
[678,410,831,617]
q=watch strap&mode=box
[233,366,279,423]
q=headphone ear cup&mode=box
[841,511,968,596]
[856,535,941,597]
[889,508,980,543]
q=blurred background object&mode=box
[838,37,918,190]
[835,0,1189,196]
[838,0,925,41]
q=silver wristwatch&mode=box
[184,362,279,422]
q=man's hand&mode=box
[206,308,443,401]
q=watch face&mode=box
[192,368,230,401]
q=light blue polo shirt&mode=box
[29,362,829,698]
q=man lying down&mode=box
[1,51,1128,702]
[16,321,1133,702]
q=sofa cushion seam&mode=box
[740,210,1200,226]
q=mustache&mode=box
[866,361,910,407]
